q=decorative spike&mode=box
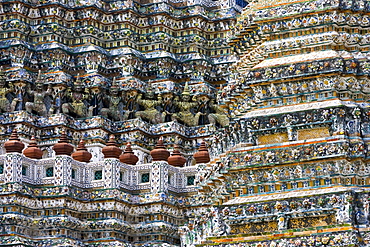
[37,70,42,80]
[182,81,190,96]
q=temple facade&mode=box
[0,0,369,246]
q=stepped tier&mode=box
[0,0,243,85]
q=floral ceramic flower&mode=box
[275,202,283,211]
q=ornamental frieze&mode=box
[253,0,366,21]
[1,1,238,20]
[201,231,360,246]
[259,12,370,33]
[227,141,361,168]
[0,45,232,80]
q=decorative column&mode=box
[52,132,74,186]
[102,135,122,189]
[150,138,170,194]
[150,161,169,194]
[4,130,24,183]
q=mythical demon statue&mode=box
[0,69,230,128]
[208,99,229,127]
[62,75,92,118]
[25,71,52,116]
[173,83,198,126]
[135,88,162,124]
[160,92,176,123]
[49,84,67,115]
[101,79,124,121]
[0,68,12,113]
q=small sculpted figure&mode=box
[101,79,124,121]
[208,99,230,127]
[25,71,52,116]
[135,88,162,124]
[195,94,211,125]
[172,83,198,126]
[49,84,67,115]
[0,68,13,113]
[89,86,105,117]
[10,81,30,112]
[62,75,92,118]
[160,92,176,123]
[123,89,140,120]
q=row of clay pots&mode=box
[4,130,210,166]
[150,138,210,166]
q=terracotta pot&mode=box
[168,145,186,167]
[193,141,210,164]
[72,139,92,162]
[23,136,42,159]
[102,135,122,159]
[53,132,74,156]
[119,142,138,165]
[150,138,170,161]
[4,129,24,153]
